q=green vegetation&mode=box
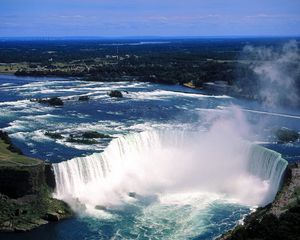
[0,187,72,232]
[0,131,22,155]
[1,38,298,102]
[0,131,73,232]
[0,38,299,107]
[0,139,40,167]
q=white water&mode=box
[247,145,288,203]
[53,128,287,215]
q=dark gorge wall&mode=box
[0,165,45,198]
[0,163,56,199]
[44,163,56,190]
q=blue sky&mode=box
[1,0,300,37]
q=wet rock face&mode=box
[44,163,56,190]
[0,163,56,198]
[0,165,45,199]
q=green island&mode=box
[0,131,73,232]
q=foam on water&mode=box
[52,128,287,239]
[127,89,232,101]
[53,129,287,212]
[0,75,295,239]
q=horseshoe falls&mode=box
[53,130,287,239]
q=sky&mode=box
[0,0,300,37]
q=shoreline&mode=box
[1,73,299,237]
[0,72,260,103]
[0,131,73,233]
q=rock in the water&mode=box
[66,137,97,145]
[35,97,64,106]
[78,96,89,101]
[48,97,64,106]
[128,192,137,198]
[95,205,107,211]
[82,131,111,139]
[276,128,299,143]
[108,90,123,98]
[45,131,63,139]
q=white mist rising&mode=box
[243,40,300,107]
[53,107,287,216]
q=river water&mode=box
[0,74,299,240]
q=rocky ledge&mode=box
[0,131,73,232]
[218,162,300,240]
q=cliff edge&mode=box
[218,162,300,240]
[0,131,73,232]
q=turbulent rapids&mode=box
[0,72,298,239]
[53,129,288,215]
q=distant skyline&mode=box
[1,0,300,37]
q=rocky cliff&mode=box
[218,162,300,240]
[0,165,46,199]
[0,131,72,232]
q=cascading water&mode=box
[247,145,288,203]
[53,129,288,213]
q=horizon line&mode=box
[1,35,300,41]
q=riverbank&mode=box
[0,131,73,232]
[219,162,300,240]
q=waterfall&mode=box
[247,145,288,203]
[53,131,167,205]
[53,130,288,209]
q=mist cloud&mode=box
[243,40,300,108]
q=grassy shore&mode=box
[0,140,41,167]
[0,133,73,232]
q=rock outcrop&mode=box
[219,162,300,240]
[31,97,64,106]
[275,128,299,143]
[108,90,123,98]
[0,131,72,232]
[0,165,45,198]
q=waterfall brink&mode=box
[247,145,288,203]
[53,153,111,198]
[53,131,168,206]
[53,130,288,211]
